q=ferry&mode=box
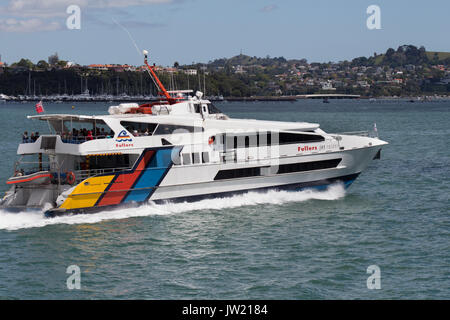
[1,51,388,217]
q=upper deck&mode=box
[19,95,321,156]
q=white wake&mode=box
[0,183,346,231]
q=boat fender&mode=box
[66,171,76,185]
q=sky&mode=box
[0,0,449,66]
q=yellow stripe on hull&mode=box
[60,175,115,210]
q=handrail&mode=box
[21,135,114,144]
[332,131,370,136]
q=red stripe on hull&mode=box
[6,173,52,185]
[97,151,154,207]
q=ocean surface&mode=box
[0,99,448,299]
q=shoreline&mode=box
[1,95,449,103]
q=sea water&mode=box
[0,99,448,299]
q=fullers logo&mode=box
[298,146,318,152]
[116,130,134,147]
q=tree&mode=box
[14,58,34,69]
[37,60,49,69]
[385,48,395,57]
[173,61,179,68]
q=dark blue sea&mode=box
[0,99,448,299]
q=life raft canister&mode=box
[66,171,76,185]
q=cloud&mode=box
[260,4,278,13]
[0,18,61,32]
[0,0,173,31]
[3,0,172,16]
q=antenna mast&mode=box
[143,50,175,104]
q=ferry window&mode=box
[40,136,57,150]
[224,134,257,149]
[246,135,257,148]
[88,154,130,170]
[154,124,204,135]
[277,159,341,174]
[182,153,191,165]
[192,153,201,164]
[120,121,157,136]
[258,132,268,147]
[224,136,232,149]
[279,132,324,144]
[202,152,210,163]
[161,138,172,146]
[208,104,222,114]
[194,104,201,113]
[61,119,115,141]
[214,167,261,180]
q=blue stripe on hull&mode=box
[123,148,177,203]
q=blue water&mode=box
[0,99,448,299]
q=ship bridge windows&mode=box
[120,121,157,137]
[207,103,223,114]
[192,103,222,114]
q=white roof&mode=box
[27,99,320,132]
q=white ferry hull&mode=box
[150,146,379,202]
[42,143,383,217]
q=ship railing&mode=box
[13,161,52,176]
[21,135,115,144]
[60,135,114,144]
[25,167,134,185]
[333,131,370,137]
[73,167,133,182]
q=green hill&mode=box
[426,51,450,61]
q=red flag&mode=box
[35,101,44,114]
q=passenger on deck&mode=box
[72,129,78,141]
[22,131,29,143]
[86,130,94,141]
[80,129,87,140]
[30,132,35,142]
[34,132,39,141]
